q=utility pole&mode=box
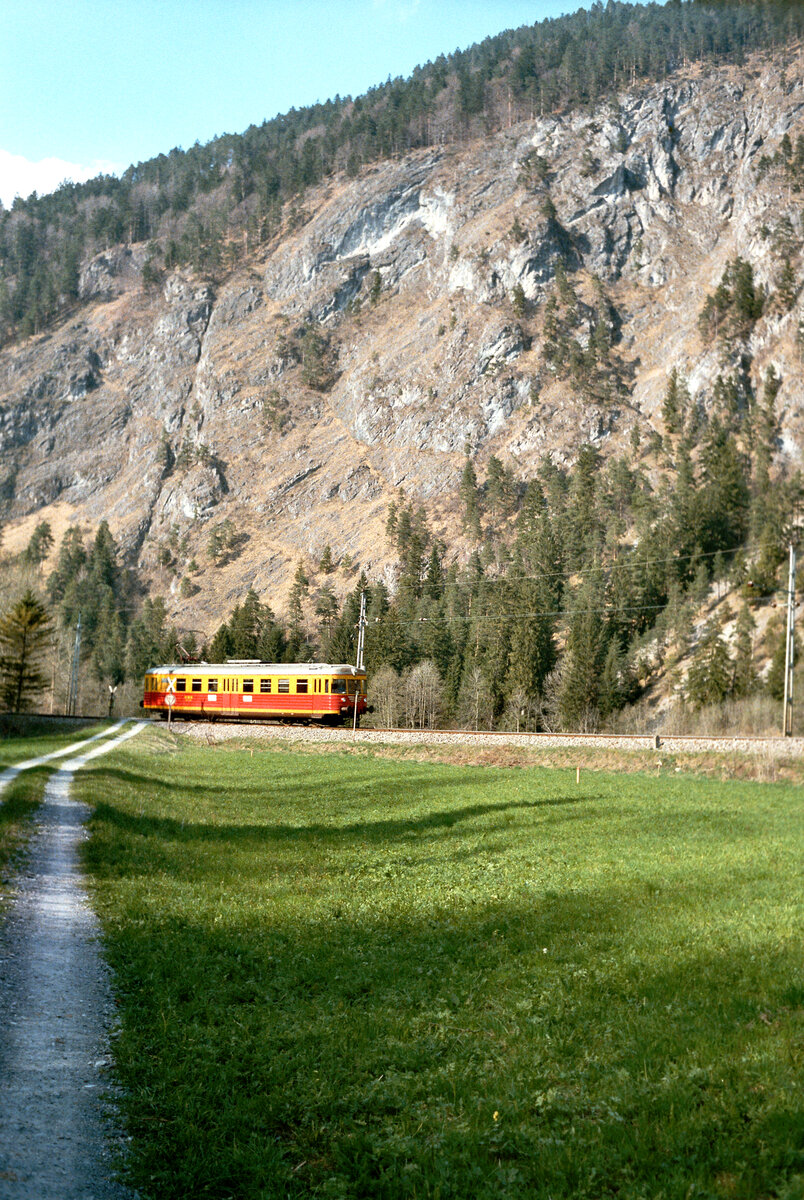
[783,543,796,737]
[66,614,81,717]
[355,591,366,671]
[353,591,367,736]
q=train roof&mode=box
[146,661,365,675]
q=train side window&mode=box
[191,678,202,692]
[207,678,217,692]
[260,678,271,694]
[277,678,289,694]
[175,678,186,692]
[243,678,254,693]
[325,679,329,693]
[296,678,308,693]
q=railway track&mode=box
[174,720,804,758]
[7,712,802,756]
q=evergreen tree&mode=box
[460,457,481,539]
[91,594,126,686]
[661,368,688,436]
[24,520,54,568]
[288,562,310,639]
[731,604,757,699]
[557,571,607,730]
[0,590,52,711]
[765,617,799,702]
[126,597,174,679]
[685,618,732,709]
[47,527,87,603]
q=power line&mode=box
[426,542,750,588]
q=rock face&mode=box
[1,49,803,631]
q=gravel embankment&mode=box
[175,721,804,759]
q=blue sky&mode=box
[0,0,603,207]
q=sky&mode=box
[0,0,602,209]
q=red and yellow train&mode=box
[142,660,368,724]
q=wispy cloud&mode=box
[371,0,422,24]
[0,149,124,209]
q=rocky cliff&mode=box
[1,46,803,635]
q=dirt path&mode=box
[0,721,129,791]
[0,722,145,1200]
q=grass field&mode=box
[79,730,803,1200]
[0,716,112,766]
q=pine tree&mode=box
[765,617,800,702]
[460,457,481,539]
[557,572,607,730]
[685,618,732,709]
[0,591,52,711]
[91,594,126,686]
[661,368,688,435]
[731,604,757,698]
[777,258,798,312]
[47,527,87,604]
[288,562,310,640]
[24,520,54,568]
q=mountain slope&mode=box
[0,43,803,643]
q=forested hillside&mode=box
[2,0,804,341]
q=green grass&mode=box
[0,767,49,903]
[80,732,804,1200]
[0,716,114,766]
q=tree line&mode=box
[1,217,802,726]
[2,0,803,343]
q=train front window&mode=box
[331,679,346,694]
[347,679,359,695]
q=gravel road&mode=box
[0,723,145,1200]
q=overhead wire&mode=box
[412,541,750,588]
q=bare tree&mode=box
[371,665,400,728]
[403,659,443,729]
[502,685,531,733]
[458,664,493,731]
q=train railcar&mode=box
[142,660,368,724]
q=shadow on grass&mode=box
[99,878,804,1200]
[0,768,48,889]
[88,788,597,855]
[82,752,804,1195]
[0,715,98,742]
